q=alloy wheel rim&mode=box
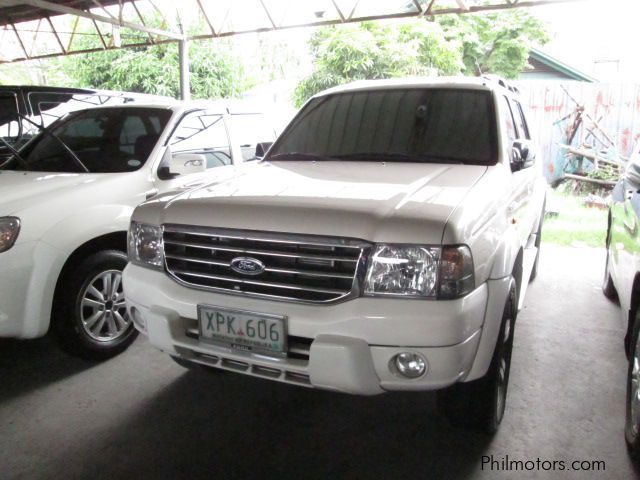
[79,270,130,342]
[631,332,640,436]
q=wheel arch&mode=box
[51,231,128,316]
[626,273,640,358]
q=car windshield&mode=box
[0,106,172,173]
[267,88,498,165]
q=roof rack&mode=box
[481,75,520,95]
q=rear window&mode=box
[269,88,497,165]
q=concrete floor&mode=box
[1,245,639,479]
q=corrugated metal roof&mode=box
[0,1,128,27]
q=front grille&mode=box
[163,225,369,303]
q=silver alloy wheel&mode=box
[79,269,130,342]
[495,317,512,423]
[632,332,640,437]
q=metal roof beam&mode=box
[3,0,184,40]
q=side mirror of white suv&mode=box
[170,153,207,176]
[511,140,536,172]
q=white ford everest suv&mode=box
[0,101,274,359]
[124,77,545,432]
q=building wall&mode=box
[515,81,640,183]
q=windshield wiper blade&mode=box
[0,136,30,171]
[18,113,89,173]
[266,152,340,162]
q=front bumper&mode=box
[0,241,65,338]
[123,263,506,395]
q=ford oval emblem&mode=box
[230,257,265,275]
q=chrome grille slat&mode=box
[163,227,355,249]
[163,239,359,262]
[172,269,347,295]
[163,226,370,303]
[165,253,353,279]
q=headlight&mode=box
[365,245,440,297]
[364,244,474,299]
[128,222,164,269]
[0,217,20,253]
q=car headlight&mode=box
[0,217,20,253]
[128,222,164,269]
[364,244,474,299]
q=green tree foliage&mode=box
[293,21,461,106]
[436,11,549,78]
[59,39,251,99]
[295,12,548,106]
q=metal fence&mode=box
[516,81,640,183]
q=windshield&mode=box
[267,88,497,165]
[1,107,172,173]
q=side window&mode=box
[501,96,518,145]
[229,113,276,161]
[510,99,530,140]
[0,93,20,141]
[170,112,232,169]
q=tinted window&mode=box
[0,93,20,141]
[1,107,172,173]
[170,112,232,168]
[501,96,518,145]
[511,99,530,140]
[27,92,129,128]
[269,89,497,164]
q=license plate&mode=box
[197,305,287,356]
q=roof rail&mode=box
[481,75,520,95]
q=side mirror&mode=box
[511,140,536,172]
[255,141,273,159]
[169,153,207,176]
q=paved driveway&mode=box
[0,245,637,479]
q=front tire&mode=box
[603,218,618,300]
[52,250,138,360]
[437,278,517,434]
[625,313,640,459]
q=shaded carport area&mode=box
[1,0,638,478]
[0,246,636,478]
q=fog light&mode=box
[393,352,427,378]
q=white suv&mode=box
[123,78,545,432]
[0,101,275,359]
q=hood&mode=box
[143,161,488,244]
[0,170,133,216]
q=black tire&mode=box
[603,217,618,300]
[437,278,517,434]
[625,312,640,459]
[52,250,138,360]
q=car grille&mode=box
[163,225,370,303]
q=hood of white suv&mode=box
[141,161,487,244]
[0,170,140,217]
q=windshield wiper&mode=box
[0,137,30,171]
[18,113,89,173]
[266,152,340,162]
[337,152,464,164]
